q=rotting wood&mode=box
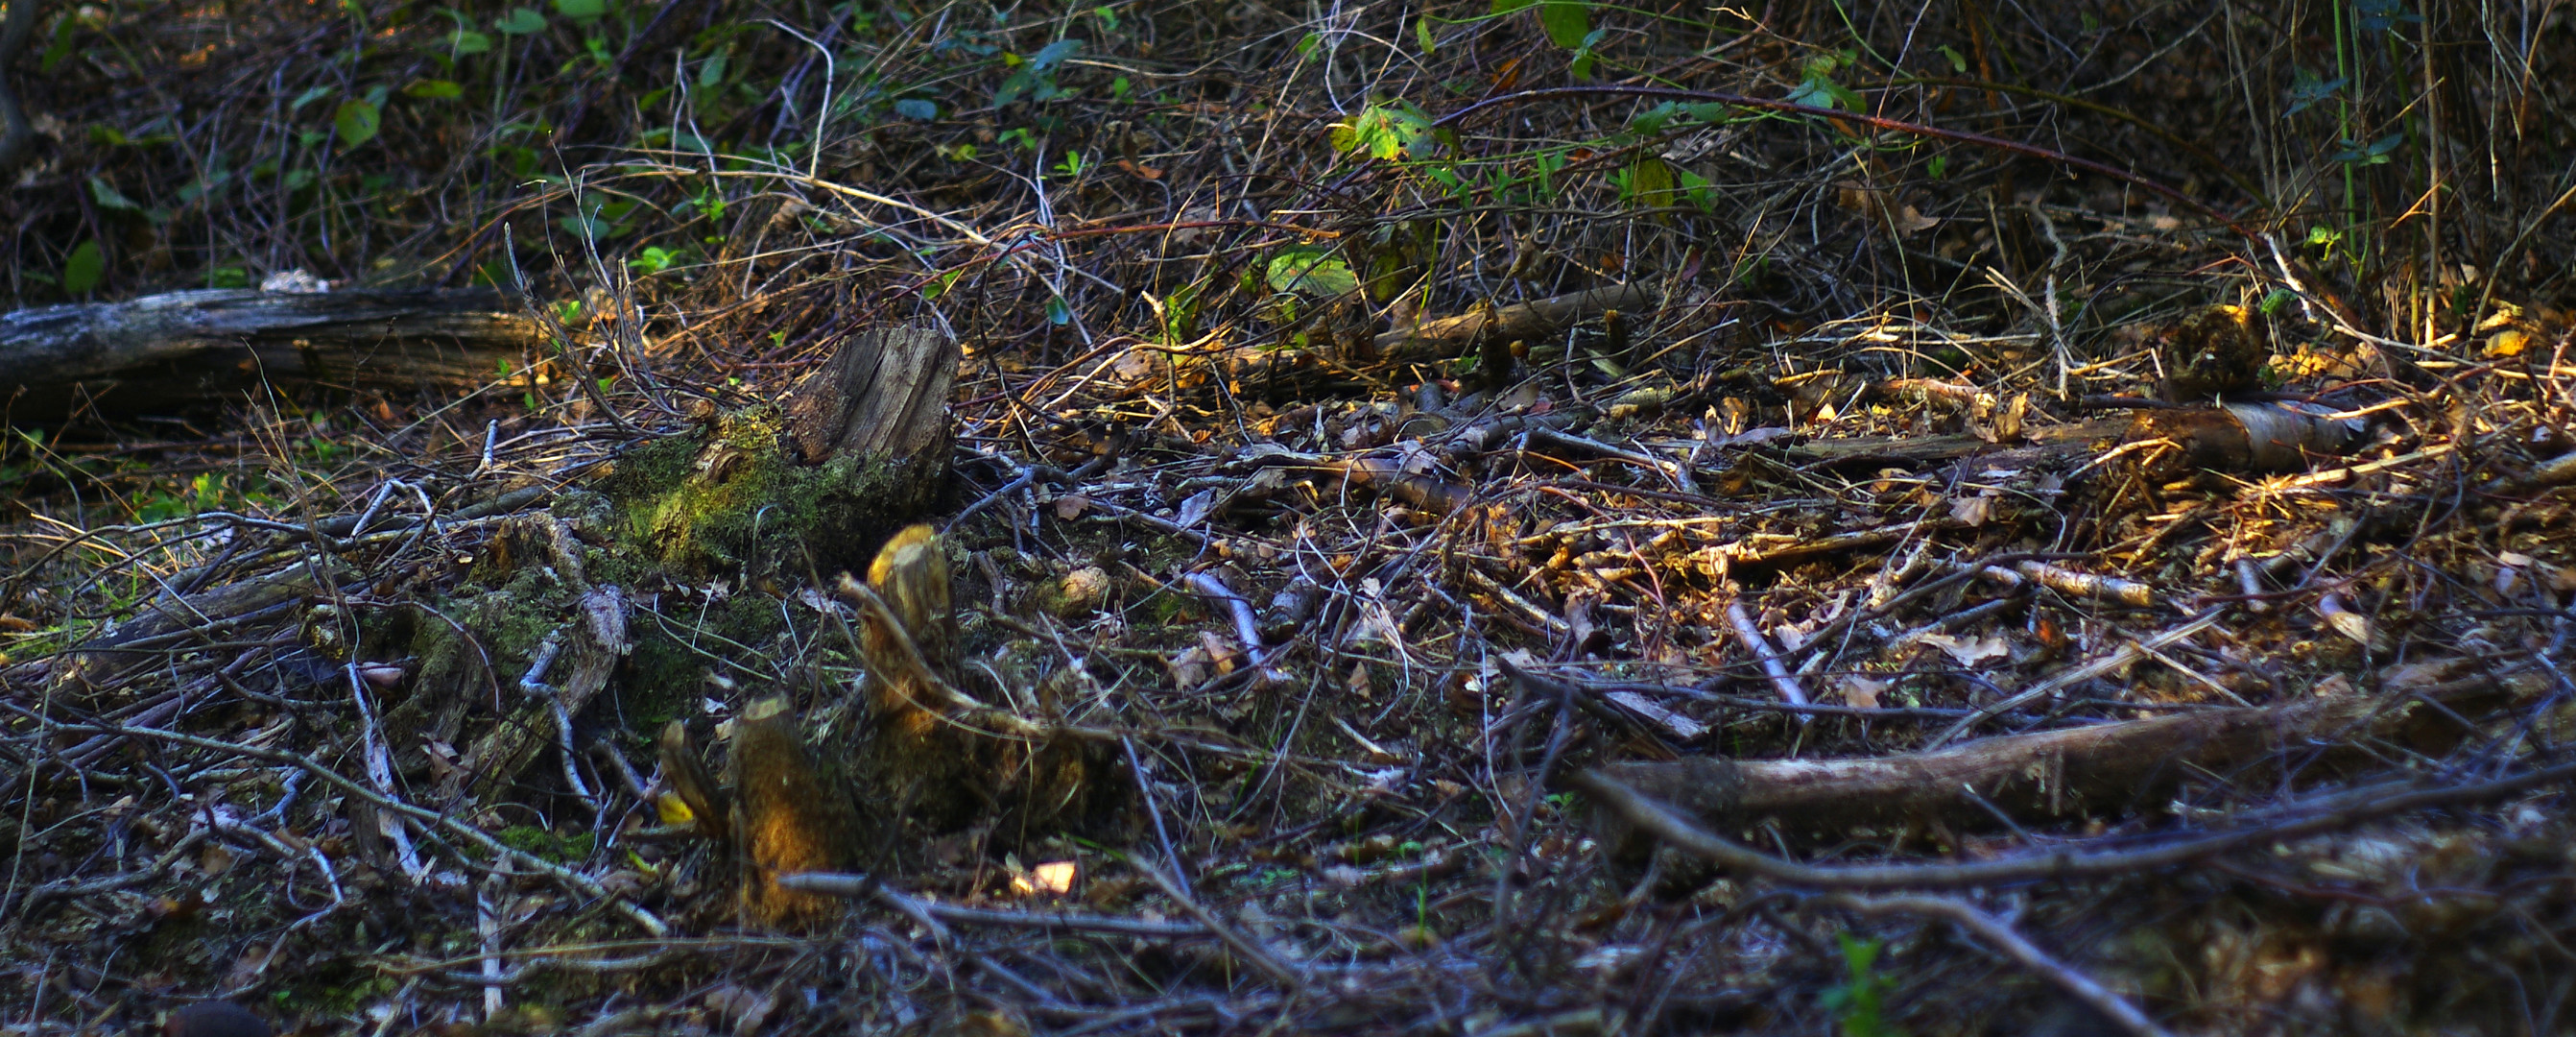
[1122,285,1649,398]
[2111,401,2368,478]
[1577,751,2576,893]
[826,525,1119,848]
[461,585,628,805]
[44,555,351,698]
[655,720,728,839]
[1585,665,2546,862]
[780,324,959,464]
[1778,417,2129,468]
[657,524,1122,931]
[729,694,863,931]
[1371,283,1652,362]
[0,287,546,423]
[606,323,957,578]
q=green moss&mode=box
[596,407,946,580]
[619,590,793,721]
[496,824,596,862]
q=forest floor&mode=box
[6,2,2576,1036]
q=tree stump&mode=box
[602,324,958,579]
[827,525,1121,853]
[729,694,861,930]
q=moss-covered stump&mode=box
[384,510,631,804]
[596,325,958,580]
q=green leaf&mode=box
[2284,67,2348,118]
[893,98,938,121]
[1490,0,1538,12]
[290,85,334,111]
[62,240,105,296]
[88,176,143,211]
[2259,288,2297,315]
[1331,103,1438,162]
[1030,37,1083,71]
[451,29,494,55]
[552,0,606,18]
[629,247,678,274]
[1622,157,1676,206]
[404,79,465,101]
[1416,17,1437,54]
[1266,246,1359,297]
[40,17,76,74]
[334,100,381,149]
[1538,2,1590,50]
[2328,133,2405,165]
[1674,165,1716,210]
[1045,296,1072,326]
[1629,101,1679,137]
[494,8,547,35]
[993,68,1038,108]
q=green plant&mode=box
[629,246,682,275]
[1265,246,1357,298]
[994,38,1083,108]
[1822,934,1901,1037]
[1329,101,1440,162]
[1149,280,1203,344]
[61,240,105,296]
[1494,0,1607,79]
[1786,53,1866,112]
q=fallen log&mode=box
[2116,400,2370,476]
[0,287,546,424]
[1371,283,1653,364]
[1585,663,2544,862]
[1116,284,1650,398]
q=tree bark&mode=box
[0,287,545,423]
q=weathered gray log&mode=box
[0,287,545,423]
[1586,665,2542,861]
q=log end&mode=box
[1587,757,1745,866]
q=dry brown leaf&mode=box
[1948,493,1998,526]
[1916,631,2010,666]
[1836,673,1888,710]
